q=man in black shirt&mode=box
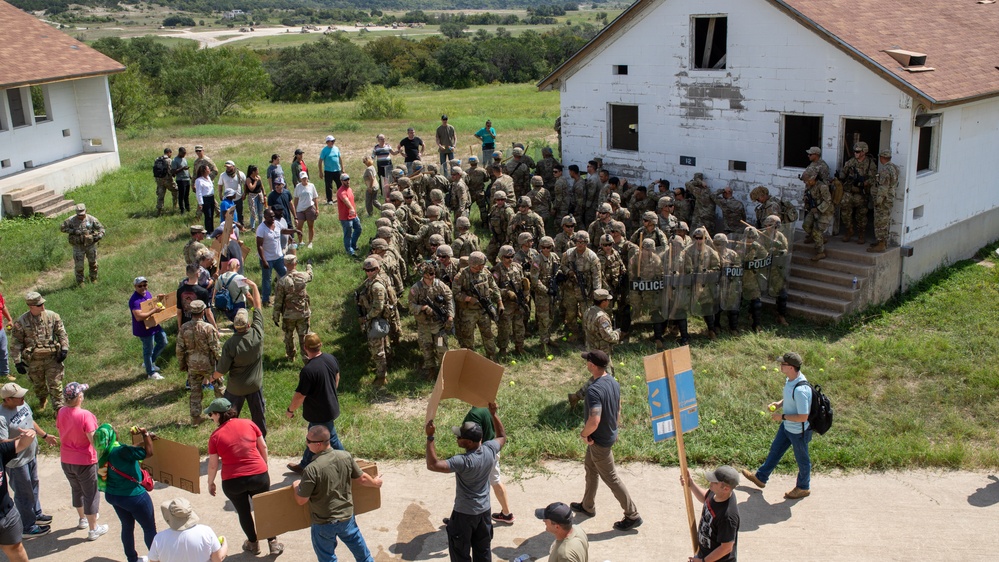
[285,333,344,474]
[682,466,740,562]
[398,127,425,174]
[176,263,217,328]
[0,429,43,561]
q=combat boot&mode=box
[867,241,886,253]
[811,252,826,261]
[705,330,716,341]
[425,367,436,381]
[515,344,525,355]
[38,396,47,411]
[841,228,853,242]
[776,315,789,326]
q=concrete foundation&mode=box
[0,152,119,218]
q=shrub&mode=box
[162,15,195,27]
[353,85,406,120]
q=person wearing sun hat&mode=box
[147,497,227,562]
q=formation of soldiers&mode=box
[350,148,828,384]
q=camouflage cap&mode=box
[190,225,207,235]
[194,145,204,150]
[362,257,380,270]
[713,233,729,246]
[469,251,487,266]
[573,231,590,243]
[853,142,868,152]
[763,214,782,227]
[492,151,503,160]
[401,187,414,197]
[600,234,613,245]
[233,308,250,330]
[517,232,534,245]
[412,160,424,170]
[801,168,818,181]
[517,196,532,208]
[398,177,412,188]
[456,216,471,229]
[426,163,439,173]
[75,203,87,215]
[376,226,394,238]
[492,190,507,201]
[642,211,658,222]
[609,221,626,234]
[641,238,656,250]
[879,149,892,158]
[592,288,612,301]
[283,254,298,264]
[806,146,822,155]
[371,238,389,250]
[393,168,406,178]
[749,186,769,201]
[24,291,45,306]
[608,192,621,203]
[677,221,690,232]
[189,299,207,313]
[449,158,462,167]
[417,261,437,276]
[499,245,515,258]
[436,244,453,257]
[450,167,462,177]
[693,227,709,239]
[388,191,404,202]
[539,236,555,248]
[744,226,760,239]
[597,203,612,214]
[426,205,441,218]
[512,147,524,156]
[381,203,396,213]
[693,172,705,180]
[429,234,445,245]
[530,175,543,187]
[561,215,577,226]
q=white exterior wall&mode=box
[0,76,116,179]
[558,0,917,244]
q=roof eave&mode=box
[0,66,126,91]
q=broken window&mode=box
[7,89,27,128]
[916,123,936,173]
[30,85,49,123]
[693,16,727,70]
[609,104,639,152]
[782,114,822,168]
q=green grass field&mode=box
[3,83,998,476]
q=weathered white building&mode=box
[540,0,999,290]
[0,0,124,217]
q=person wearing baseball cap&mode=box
[681,465,740,562]
[870,148,898,254]
[0,405,49,551]
[319,134,343,205]
[570,350,642,531]
[536,501,589,561]
[426,402,507,561]
[1,382,56,538]
[436,114,456,167]
[216,160,245,225]
[741,352,813,500]
[129,277,167,381]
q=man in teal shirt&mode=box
[318,135,343,206]
[474,120,497,165]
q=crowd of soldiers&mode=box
[348,145,844,384]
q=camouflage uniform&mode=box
[715,191,747,233]
[11,301,68,409]
[508,206,545,248]
[680,236,721,339]
[60,208,105,284]
[404,207,452,259]
[535,155,559,190]
[627,193,654,234]
[583,302,620,356]
[176,314,223,419]
[358,268,391,384]
[272,262,314,360]
[802,175,834,256]
[752,192,781,229]
[448,175,471,222]
[530,240,560,346]
[376,267,403,349]
[183,236,208,267]
[452,228,481,259]
[687,175,715,233]
[554,228,576,257]
[839,151,878,241]
[155,154,178,213]
[739,230,770,331]
[587,218,614,250]
[464,164,489,218]
[761,217,791,324]
[598,247,626,300]
[873,155,899,248]
[454,259,501,359]
[527,181,552,229]
[578,176,602,225]
[493,250,529,354]
[505,155,532,198]
[372,245,405,297]
[561,239,602,340]
[485,197,515,264]
[628,241,664,333]
[409,275,455,376]
[491,173,514,202]
[553,175,572,221]
[192,155,218,181]
[630,223,669,249]
[673,195,693,225]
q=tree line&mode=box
[91,23,596,126]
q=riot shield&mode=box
[682,244,721,318]
[737,236,770,301]
[762,227,791,299]
[627,243,667,325]
[714,238,744,312]
[662,237,692,321]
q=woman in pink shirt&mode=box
[56,382,109,540]
[336,173,362,261]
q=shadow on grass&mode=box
[121,387,187,410]
[534,401,580,432]
[967,475,999,507]
[735,486,793,532]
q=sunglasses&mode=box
[306,438,326,444]
[694,237,704,240]
[364,268,377,272]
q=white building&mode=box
[540,0,999,290]
[0,0,124,217]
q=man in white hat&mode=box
[0,383,56,538]
[147,498,227,562]
[216,160,246,223]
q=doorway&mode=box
[838,118,891,239]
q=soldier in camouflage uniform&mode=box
[715,187,747,234]
[656,197,680,239]
[681,227,721,340]
[490,163,514,201]
[627,186,653,234]
[561,231,602,341]
[805,147,833,184]
[192,144,218,181]
[506,147,533,198]
[60,204,105,286]
[761,215,791,325]
[687,173,716,234]
[609,221,638,266]
[711,233,742,333]
[587,203,615,250]
[11,292,68,410]
[434,245,460,286]
[629,239,666,347]
[358,257,391,386]
[176,299,223,425]
[577,162,602,226]
[839,141,878,244]
[272,254,314,362]
[869,149,898,253]
[597,234,626,303]
[375,226,408,280]
[551,164,571,223]
[155,148,178,216]
[428,189,453,232]
[554,215,577,256]
[405,206,452,260]
[749,186,782,229]
[530,236,560,352]
[514,232,539,268]
[801,168,834,260]
[535,147,559,190]
[403,183,425,223]
[608,192,630,227]
[448,167,471,224]
[184,225,209,266]
[454,252,501,359]
[388,191,408,228]
[672,187,693,226]
[494,246,529,355]
[464,156,489,223]
[526,176,553,233]
[582,289,620,357]
[739,226,771,333]
[452,216,480,259]
[486,191,515,264]
[508,196,545,248]
[409,262,455,379]
[372,255,403,350]
[370,239,405,298]
[630,211,669,249]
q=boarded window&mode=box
[782,114,822,168]
[693,16,727,69]
[609,104,639,152]
[916,125,934,172]
[30,86,49,123]
[7,89,27,128]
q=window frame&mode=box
[6,88,29,129]
[30,85,51,124]
[607,103,639,152]
[780,113,824,169]
[691,15,728,71]
[915,119,939,175]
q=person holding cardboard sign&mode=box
[681,467,740,562]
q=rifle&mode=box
[468,279,498,322]
[420,294,449,324]
[571,256,589,300]
[507,279,530,318]
[354,287,366,328]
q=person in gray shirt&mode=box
[426,402,506,562]
[0,383,57,537]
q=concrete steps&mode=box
[783,233,879,323]
[3,185,75,218]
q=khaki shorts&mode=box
[296,207,318,222]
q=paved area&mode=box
[21,457,999,561]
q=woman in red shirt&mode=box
[336,173,362,260]
[205,398,283,556]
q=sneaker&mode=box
[568,502,595,517]
[78,517,88,530]
[35,514,52,523]
[491,512,515,524]
[784,487,811,499]
[242,539,261,554]
[148,373,165,380]
[612,516,643,531]
[151,365,162,372]
[88,524,109,541]
[741,469,765,489]
[268,538,285,555]
[307,243,313,249]
[286,463,304,474]
[185,380,191,390]
[24,525,50,538]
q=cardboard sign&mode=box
[140,293,177,329]
[643,348,699,442]
[253,460,379,540]
[131,435,201,493]
[425,349,504,423]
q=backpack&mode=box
[214,274,237,312]
[830,178,845,206]
[793,380,833,435]
[153,156,170,179]
[778,199,798,224]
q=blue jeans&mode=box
[300,420,344,468]
[340,218,362,256]
[8,460,41,530]
[139,331,168,375]
[0,327,8,377]
[105,492,156,562]
[311,516,373,562]
[261,257,287,304]
[755,424,812,490]
[247,194,264,231]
